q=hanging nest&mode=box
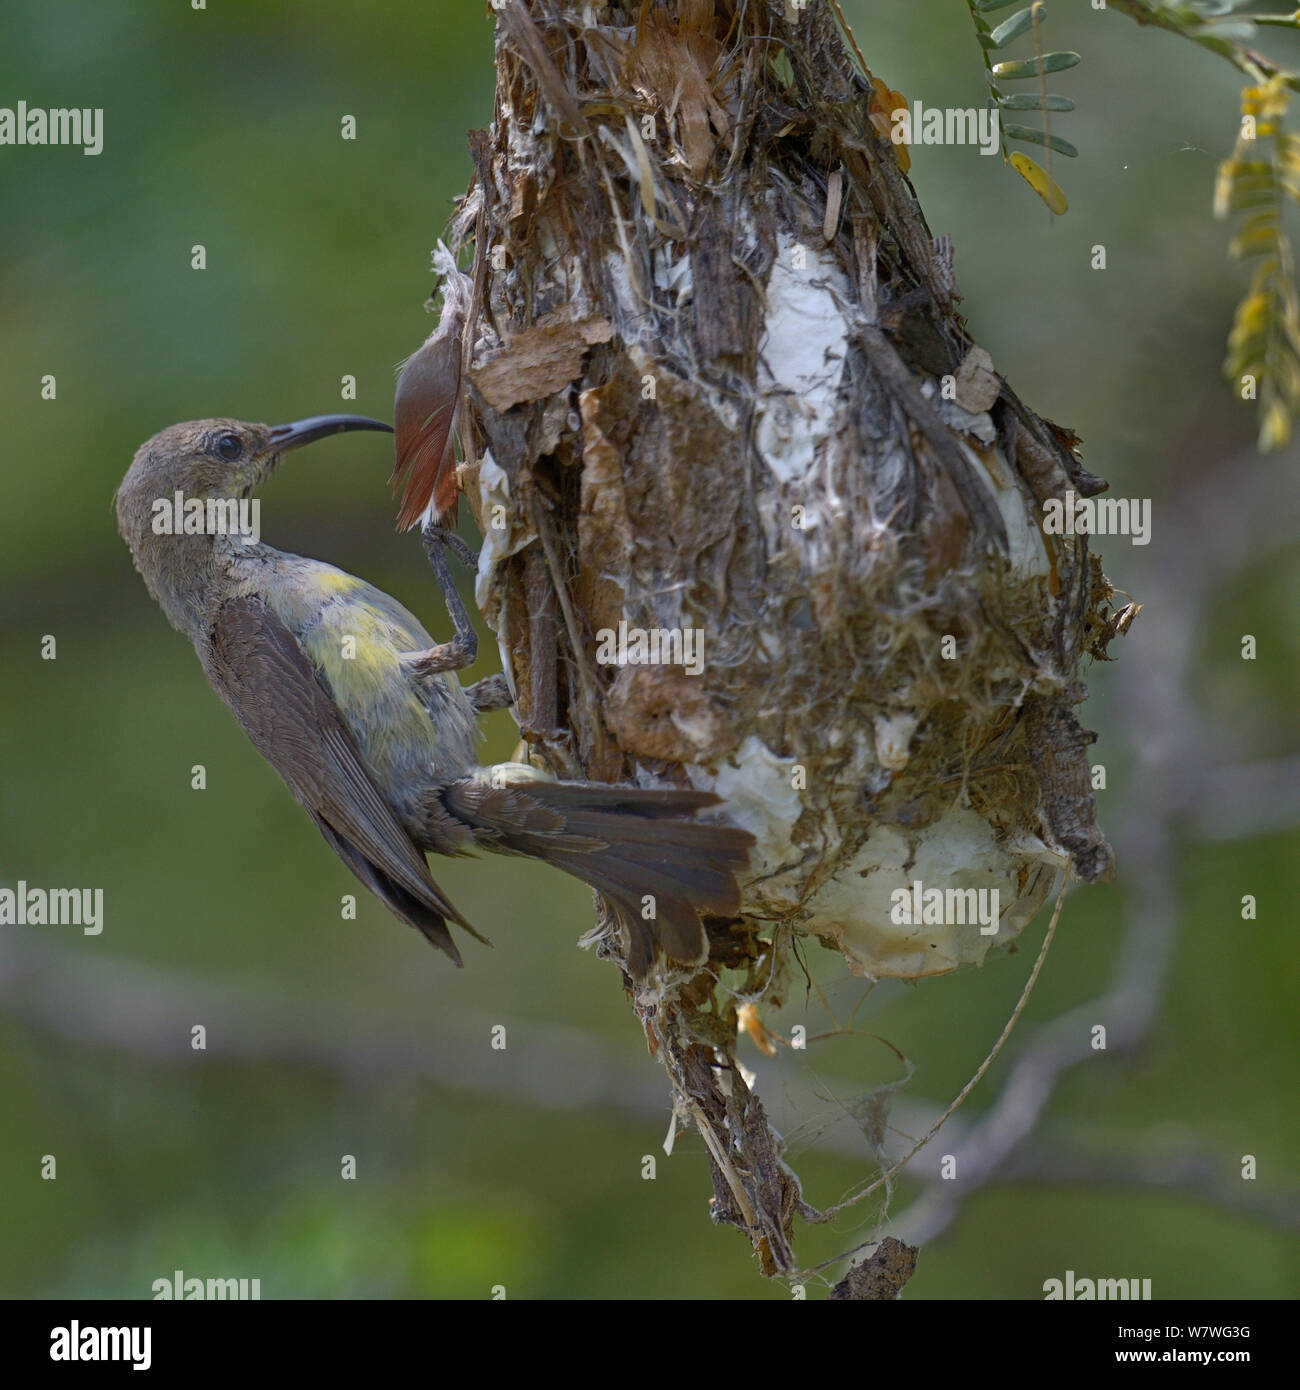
[433,0,1133,1280]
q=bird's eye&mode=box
[215,432,243,462]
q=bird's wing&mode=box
[201,595,482,957]
[309,813,480,964]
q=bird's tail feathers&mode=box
[442,778,753,977]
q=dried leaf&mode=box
[470,312,613,411]
[1008,150,1068,213]
[955,344,1001,413]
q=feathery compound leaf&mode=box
[966,0,1077,212]
[1217,76,1300,450]
[1229,210,1280,259]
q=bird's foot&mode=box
[404,638,477,677]
[420,521,479,668]
[465,672,514,713]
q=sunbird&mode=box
[115,414,752,978]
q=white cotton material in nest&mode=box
[603,249,646,335]
[811,807,1064,979]
[970,443,1051,579]
[873,712,919,772]
[652,246,692,300]
[692,730,1066,980]
[754,234,852,483]
[927,390,998,445]
[473,450,528,609]
[687,735,804,875]
[473,449,536,696]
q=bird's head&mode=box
[116,414,393,632]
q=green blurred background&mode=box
[1,0,1296,1299]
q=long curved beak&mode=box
[267,415,394,454]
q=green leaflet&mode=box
[992,52,1081,80]
[998,92,1075,112]
[1002,123,1079,158]
[988,7,1043,50]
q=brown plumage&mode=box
[391,250,472,530]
